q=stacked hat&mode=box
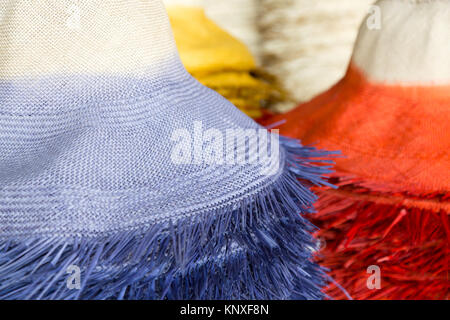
[202,0,261,61]
[259,0,375,112]
[164,0,285,119]
[0,0,334,299]
[164,0,261,60]
[262,0,450,300]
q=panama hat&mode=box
[0,0,334,299]
[263,0,450,299]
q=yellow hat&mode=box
[167,6,285,118]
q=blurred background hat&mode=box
[164,0,286,119]
[262,0,450,300]
[259,0,375,112]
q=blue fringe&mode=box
[0,137,337,300]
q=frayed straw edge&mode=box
[0,137,338,300]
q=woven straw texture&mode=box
[0,0,275,238]
[262,0,450,300]
[264,0,450,194]
[0,0,334,300]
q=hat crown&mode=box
[0,0,287,239]
[352,0,450,85]
[0,0,180,78]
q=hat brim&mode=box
[265,63,450,195]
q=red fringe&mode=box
[313,180,450,300]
